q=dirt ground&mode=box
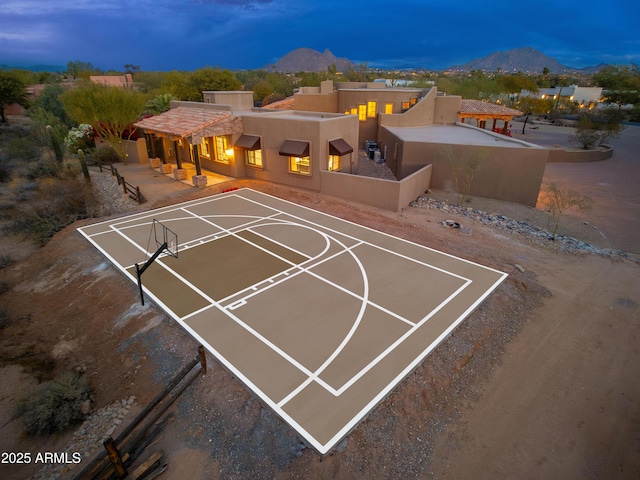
[1,124,639,480]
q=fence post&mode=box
[121,176,127,194]
[136,186,141,204]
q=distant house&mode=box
[135,82,549,210]
[521,85,603,108]
[90,74,134,89]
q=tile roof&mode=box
[262,96,295,110]
[460,99,522,116]
[134,107,243,141]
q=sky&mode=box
[1,0,638,72]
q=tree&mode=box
[144,93,175,115]
[162,67,241,101]
[540,182,593,240]
[592,65,640,109]
[28,84,72,127]
[65,60,101,79]
[498,74,538,100]
[0,71,29,123]
[60,84,146,163]
[124,64,141,75]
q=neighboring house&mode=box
[521,85,603,108]
[135,83,549,209]
[90,74,134,89]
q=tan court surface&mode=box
[78,188,507,453]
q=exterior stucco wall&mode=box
[320,164,432,212]
[238,112,359,192]
[202,91,254,110]
[379,126,549,207]
[293,91,339,113]
[378,89,462,130]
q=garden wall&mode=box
[319,165,432,212]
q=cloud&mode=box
[196,0,274,9]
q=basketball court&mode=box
[77,188,507,454]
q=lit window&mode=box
[199,137,211,159]
[358,104,367,121]
[401,101,410,110]
[350,107,358,115]
[214,135,233,163]
[289,156,310,175]
[410,97,417,105]
[246,149,263,167]
[384,103,393,114]
[328,155,340,171]
[367,101,377,118]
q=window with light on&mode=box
[199,137,211,159]
[328,155,340,171]
[290,156,310,175]
[246,149,263,167]
[367,101,377,118]
[214,135,233,163]
[358,104,367,121]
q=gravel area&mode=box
[411,194,629,258]
[31,397,136,480]
[89,169,140,217]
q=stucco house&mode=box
[134,82,549,210]
[521,85,603,108]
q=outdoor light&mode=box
[225,148,234,158]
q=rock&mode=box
[514,264,525,273]
[80,399,91,415]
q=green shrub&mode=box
[19,371,92,435]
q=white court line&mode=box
[78,189,507,453]
[104,193,475,401]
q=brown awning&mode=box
[235,134,261,150]
[329,138,353,156]
[279,140,309,157]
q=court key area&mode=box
[77,188,507,454]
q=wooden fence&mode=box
[97,163,145,204]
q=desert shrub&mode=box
[6,136,41,162]
[26,158,60,180]
[19,371,92,435]
[10,177,98,245]
[0,162,11,182]
[89,146,120,166]
[570,109,625,149]
[0,254,13,269]
[64,124,95,153]
[540,182,593,239]
[0,309,8,329]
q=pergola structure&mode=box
[135,106,243,185]
[459,99,522,133]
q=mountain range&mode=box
[263,48,355,73]
[265,47,606,74]
[446,47,606,74]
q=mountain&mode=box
[446,47,602,74]
[0,64,65,72]
[264,48,355,73]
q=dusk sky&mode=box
[1,0,638,72]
